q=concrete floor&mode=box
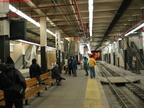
[21,61,144,108]
[23,69,88,108]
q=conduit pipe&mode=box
[73,0,86,37]
[51,0,79,36]
[124,18,144,35]
[20,4,74,11]
[32,13,77,18]
[95,0,132,50]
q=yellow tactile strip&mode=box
[84,78,110,108]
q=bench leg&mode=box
[45,87,47,90]
[25,100,28,105]
[51,83,53,86]
[37,92,40,96]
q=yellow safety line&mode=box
[84,78,103,108]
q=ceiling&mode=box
[9,0,144,51]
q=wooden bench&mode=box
[0,90,4,106]
[0,90,4,101]
[0,72,56,106]
[40,72,56,86]
[0,78,48,106]
[24,77,49,105]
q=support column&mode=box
[40,17,47,73]
[124,37,128,70]
[22,43,26,68]
[55,30,62,73]
[139,27,144,55]
[112,43,116,65]
[0,2,10,63]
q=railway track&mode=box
[98,65,134,108]
[100,63,144,102]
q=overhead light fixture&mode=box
[17,39,40,46]
[89,0,93,37]
[9,4,56,37]
[125,22,144,36]
[16,39,56,50]
[118,38,122,40]
[60,41,64,43]
[10,43,14,45]
[47,46,56,50]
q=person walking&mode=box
[0,56,26,108]
[72,56,77,77]
[83,57,89,76]
[29,58,42,84]
[88,55,96,78]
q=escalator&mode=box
[131,42,144,69]
[15,45,37,69]
[126,41,144,72]
[126,42,135,71]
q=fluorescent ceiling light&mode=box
[46,29,56,37]
[60,41,63,43]
[10,43,14,45]
[125,22,144,36]
[89,0,93,37]
[9,4,56,37]
[118,38,122,40]
[17,39,56,50]
[47,46,56,50]
[17,39,40,46]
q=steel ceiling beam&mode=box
[47,20,79,23]
[20,4,74,11]
[95,0,132,50]
[73,0,86,37]
[32,13,77,18]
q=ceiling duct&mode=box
[95,0,132,50]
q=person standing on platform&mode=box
[64,59,68,74]
[72,56,77,77]
[68,56,73,75]
[88,55,96,78]
[83,57,89,76]
[29,58,42,84]
[0,56,26,108]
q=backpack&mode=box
[0,65,24,97]
[0,70,13,90]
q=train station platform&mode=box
[23,68,110,108]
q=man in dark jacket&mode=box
[68,56,73,75]
[51,64,65,85]
[29,58,42,84]
[0,56,26,108]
